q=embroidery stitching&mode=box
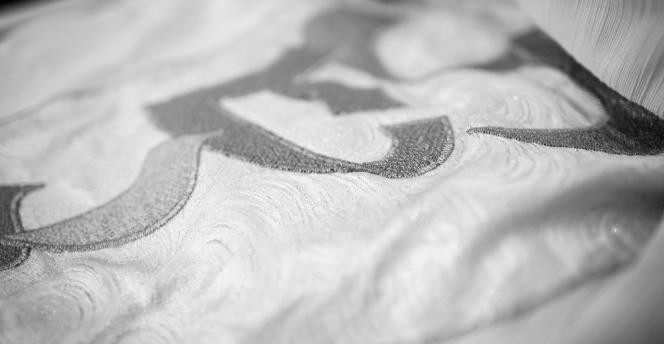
[0,7,455,269]
[467,30,664,155]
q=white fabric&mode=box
[0,1,662,343]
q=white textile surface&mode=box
[0,0,662,343]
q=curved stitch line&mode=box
[0,135,208,252]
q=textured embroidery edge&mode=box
[467,30,664,155]
[0,7,455,269]
[2,7,663,271]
